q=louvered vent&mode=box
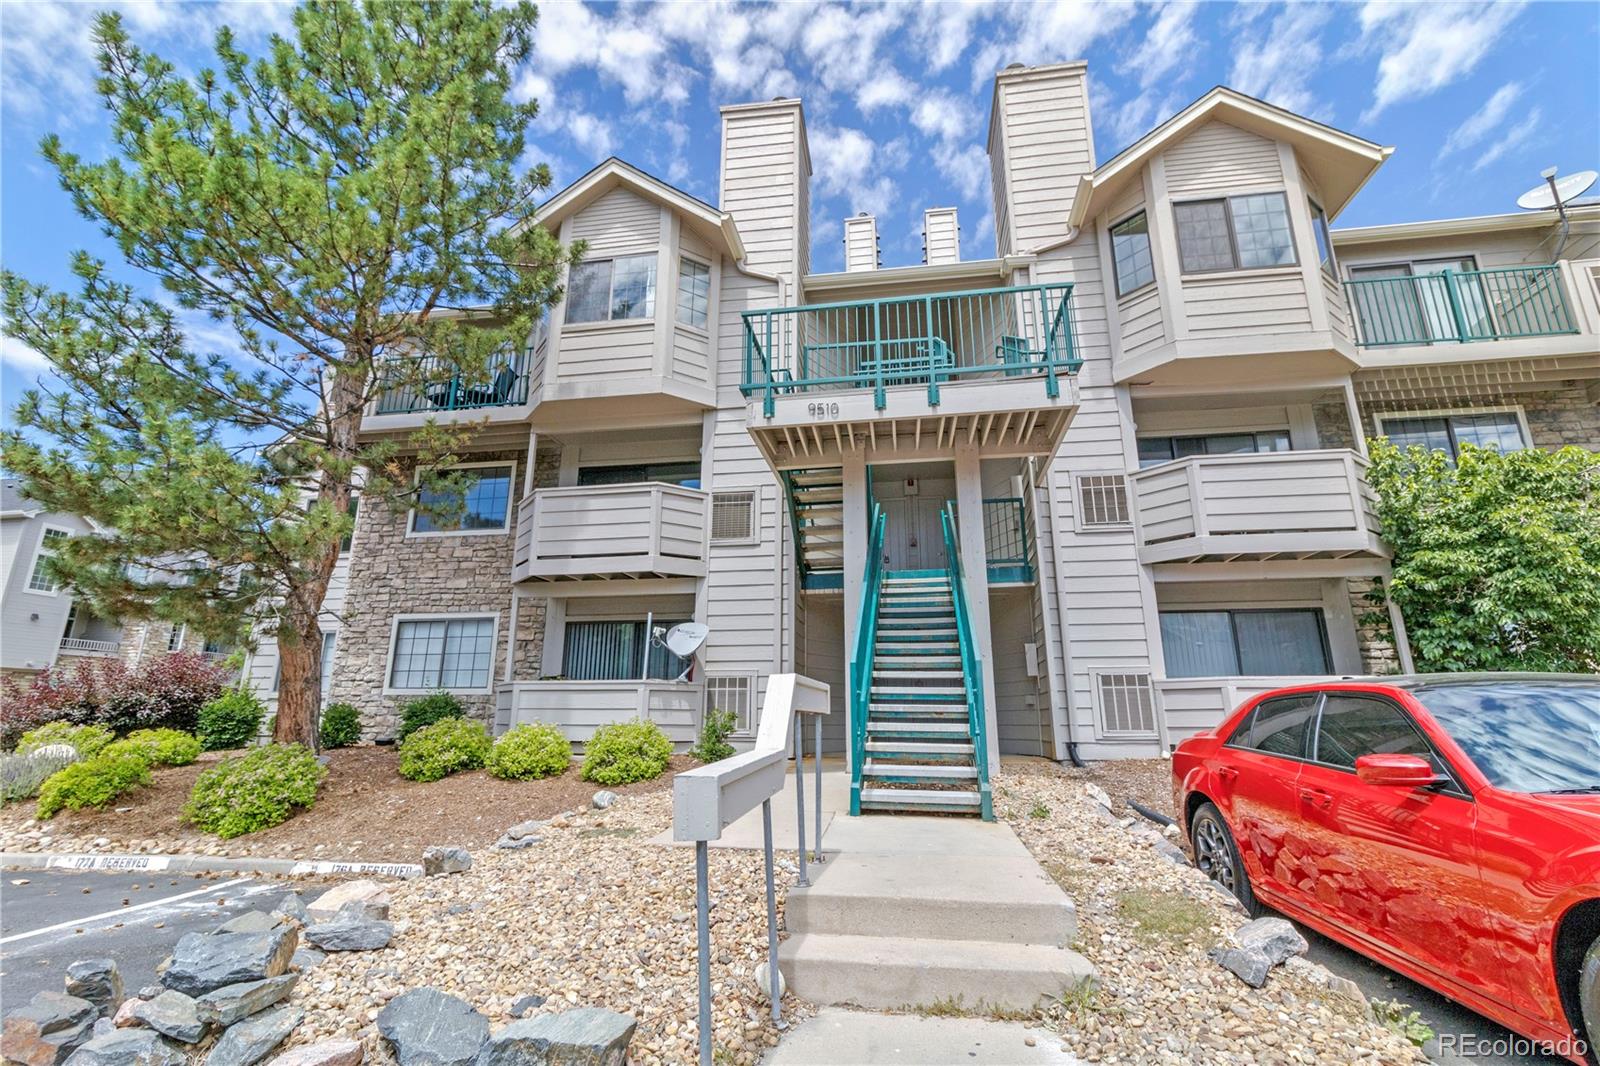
[710,491,756,542]
[1093,670,1157,737]
[705,674,754,733]
[1077,474,1131,527]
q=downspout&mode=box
[1041,466,1085,768]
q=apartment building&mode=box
[245,62,1598,816]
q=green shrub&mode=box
[486,723,572,781]
[36,753,151,819]
[2,750,80,804]
[399,691,464,740]
[320,703,361,749]
[15,722,115,758]
[398,718,492,782]
[183,744,325,838]
[197,689,266,751]
[581,719,673,786]
[690,707,737,764]
[102,729,202,768]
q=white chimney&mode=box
[843,213,880,272]
[922,207,960,265]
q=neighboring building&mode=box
[242,63,1597,811]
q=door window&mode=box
[1313,694,1440,771]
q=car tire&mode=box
[1581,934,1599,1066]
[1190,801,1261,916]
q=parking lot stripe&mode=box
[0,876,254,945]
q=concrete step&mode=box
[863,761,977,780]
[860,786,981,808]
[778,933,1095,1011]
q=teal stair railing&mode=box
[741,283,1081,416]
[940,502,994,821]
[847,502,886,817]
[1343,264,1576,348]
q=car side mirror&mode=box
[1355,753,1440,788]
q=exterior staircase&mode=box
[784,468,844,590]
[860,572,986,816]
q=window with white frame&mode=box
[1075,474,1131,528]
[1159,609,1331,678]
[1136,430,1292,468]
[710,490,756,543]
[1308,200,1335,276]
[1110,211,1155,296]
[705,675,754,734]
[167,623,187,652]
[1376,409,1528,461]
[1173,193,1296,273]
[566,255,657,324]
[27,527,70,593]
[388,616,496,690]
[410,465,514,535]
[677,257,711,329]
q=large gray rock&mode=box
[1234,916,1308,965]
[303,918,393,952]
[330,897,390,922]
[64,960,124,1020]
[272,892,309,924]
[290,947,327,972]
[1209,946,1273,988]
[590,791,616,810]
[474,1009,636,1066]
[161,928,297,997]
[377,988,489,1066]
[61,1029,185,1066]
[305,881,389,924]
[214,911,283,936]
[422,846,472,876]
[194,975,298,1027]
[129,991,206,1044]
[3,992,98,1064]
[205,1006,302,1066]
[266,1038,364,1066]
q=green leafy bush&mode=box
[486,723,572,781]
[197,689,266,750]
[398,718,492,782]
[184,744,325,838]
[102,729,202,768]
[2,750,80,804]
[690,707,737,763]
[581,719,673,786]
[399,691,464,740]
[320,703,361,749]
[36,753,151,819]
[15,722,115,758]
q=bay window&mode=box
[1174,193,1296,273]
[566,255,657,323]
[1110,211,1155,296]
[677,257,710,328]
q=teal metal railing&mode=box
[374,348,533,414]
[741,283,1081,416]
[847,502,887,817]
[1343,265,1576,348]
[940,501,993,821]
[982,497,1031,583]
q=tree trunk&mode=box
[274,611,324,751]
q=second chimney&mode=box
[922,207,960,265]
[843,213,880,272]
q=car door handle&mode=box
[1299,787,1333,809]
[1216,766,1239,782]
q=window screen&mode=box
[412,466,513,533]
[678,257,711,329]
[705,675,754,733]
[1077,475,1131,527]
[1173,200,1233,272]
[390,617,494,689]
[710,491,756,542]
[1110,211,1155,296]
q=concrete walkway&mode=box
[763,1008,1081,1065]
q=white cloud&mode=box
[858,72,915,113]
[1119,2,1199,89]
[1228,3,1330,117]
[1,335,51,375]
[911,93,976,142]
[932,142,990,202]
[1438,81,1525,159]
[563,112,616,159]
[971,1,1137,85]
[810,125,898,218]
[1469,106,1543,173]
[1358,1,1526,121]
[910,1,985,72]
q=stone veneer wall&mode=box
[1311,402,1356,450]
[118,619,208,669]
[1347,578,1400,676]
[1358,384,1600,451]
[328,447,560,740]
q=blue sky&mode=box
[3,0,1597,410]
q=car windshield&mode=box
[1416,681,1600,793]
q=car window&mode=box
[1314,694,1439,771]
[1234,694,1317,757]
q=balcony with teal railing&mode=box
[373,348,533,415]
[1343,264,1577,348]
[982,497,1032,584]
[741,283,1081,417]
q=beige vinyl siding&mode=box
[1323,268,1352,343]
[795,593,846,754]
[566,187,659,256]
[1338,224,1600,273]
[993,68,1093,252]
[1163,121,1284,198]
[556,322,655,380]
[0,513,96,671]
[992,587,1049,756]
[673,324,712,388]
[1118,284,1166,356]
[1183,271,1313,337]
[721,106,805,281]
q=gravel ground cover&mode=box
[0,747,689,862]
[994,761,1426,1065]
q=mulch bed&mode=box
[0,746,692,863]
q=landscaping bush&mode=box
[690,707,737,764]
[1,749,80,804]
[16,722,115,759]
[398,718,492,782]
[0,652,230,747]
[197,688,266,751]
[36,753,151,819]
[183,744,325,839]
[319,703,362,749]
[581,719,673,786]
[399,691,464,740]
[486,723,572,781]
[102,728,202,768]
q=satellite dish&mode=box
[658,622,710,682]
[1516,169,1597,210]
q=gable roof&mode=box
[1068,86,1393,229]
[526,158,746,261]
[0,478,39,518]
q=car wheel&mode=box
[1581,934,1598,1066]
[1190,801,1260,916]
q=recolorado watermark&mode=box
[1436,1032,1588,1060]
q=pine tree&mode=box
[2,1,571,747]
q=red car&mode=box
[1172,675,1600,1065]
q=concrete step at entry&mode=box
[860,786,980,808]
